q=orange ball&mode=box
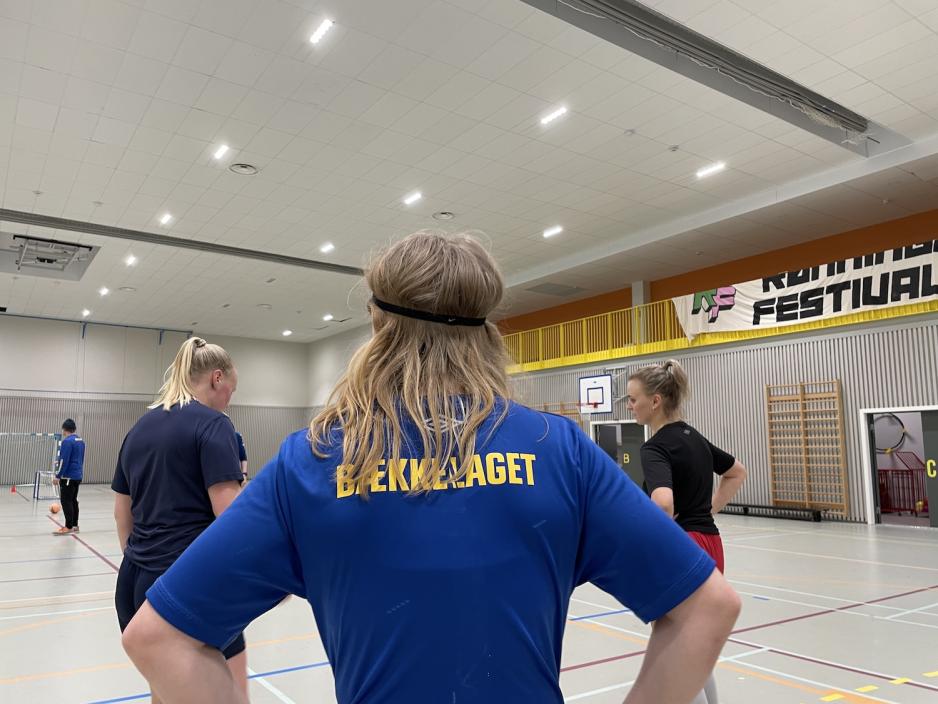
[49,503,61,514]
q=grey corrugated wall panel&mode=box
[511,315,938,523]
[0,392,314,485]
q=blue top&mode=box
[147,402,714,704]
[112,401,243,572]
[57,434,85,481]
[235,432,247,463]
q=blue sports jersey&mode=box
[112,401,243,571]
[148,401,714,703]
[57,434,85,480]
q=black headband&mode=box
[370,297,486,327]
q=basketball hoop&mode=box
[577,401,600,416]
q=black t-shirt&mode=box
[112,401,243,571]
[640,421,735,535]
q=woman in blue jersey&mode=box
[113,337,246,703]
[121,232,740,704]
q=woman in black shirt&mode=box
[627,359,747,704]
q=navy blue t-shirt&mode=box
[147,401,714,703]
[57,434,85,480]
[235,432,247,462]
[112,401,243,572]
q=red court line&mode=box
[47,516,120,572]
[729,635,938,694]
[561,581,938,677]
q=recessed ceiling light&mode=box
[282,329,293,337]
[432,211,455,221]
[542,225,563,238]
[323,313,334,321]
[319,242,335,253]
[119,286,136,292]
[540,106,568,125]
[696,161,726,179]
[310,18,334,44]
[159,213,173,225]
[229,163,258,175]
[81,308,91,318]
[99,286,110,296]
[213,144,229,160]
[124,254,137,266]
[403,191,422,206]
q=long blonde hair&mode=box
[310,231,512,497]
[629,359,690,417]
[150,337,234,411]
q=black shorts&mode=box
[116,558,246,659]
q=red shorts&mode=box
[687,531,725,573]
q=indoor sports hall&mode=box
[2,1,938,703]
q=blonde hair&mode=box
[150,337,234,411]
[629,359,690,417]
[310,231,512,497]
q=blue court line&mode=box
[752,595,771,601]
[570,608,631,621]
[84,660,330,704]
[0,554,123,565]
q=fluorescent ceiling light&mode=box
[124,254,137,266]
[696,161,726,179]
[323,313,334,321]
[282,330,293,337]
[213,144,229,159]
[403,191,422,205]
[319,242,335,253]
[310,19,334,44]
[99,286,109,296]
[540,106,568,125]
[159,213,173,225]
[542,225,563,238]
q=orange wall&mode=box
[650,208,938,301]
[498,208,938,333]
[498,287,631,333]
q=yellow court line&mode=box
[889,677,909,684]
[0,593,113,610]
[924,670,938,677]
[574,619,891,704]
[0,609,109,638]
[856,685,878,692]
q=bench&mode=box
[720,503,823,522]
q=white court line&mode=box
[729,579,906,611]
[562,648,769,701]
[729,543,938,572]
[884,600,938,620]
[570,596,622,612]
[248,667,297,704]
[724,530,816,542]
[0,606,112,621]
[734,660,902,704]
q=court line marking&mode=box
[0,571,114,584]
[47,516,120,571]
[883,600,938,620]
[247,667,296,704]
[729,579,907,611]
[0,606,113,622]
[720,662,899,704]
[729,543,938,572]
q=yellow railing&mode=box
[503,298,938,374]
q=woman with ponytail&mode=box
[112,337,247,702]
[121,233,739,704]
[628,359,748,704]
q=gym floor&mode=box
[3,485,938,704]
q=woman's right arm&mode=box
[712,460,747,514]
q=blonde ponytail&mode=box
[629,358,690,416]
[150,337,234,411]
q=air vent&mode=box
[0,233,99,281]
[525,282,587,297]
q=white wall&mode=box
[0,316,310,407]
[307,324,371,406]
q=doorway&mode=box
[861,408,936,528]
[590,420,648,488]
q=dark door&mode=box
[595,423,646,487]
